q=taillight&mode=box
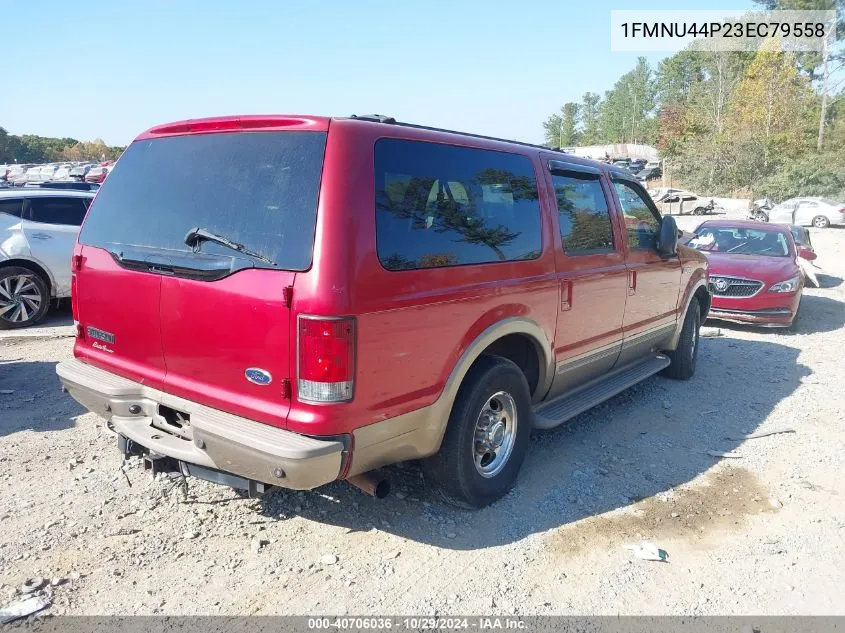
[297,316,356,403]
[71,254,82,325]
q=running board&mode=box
[533,354,670,430]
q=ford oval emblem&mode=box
[245,368,272,386]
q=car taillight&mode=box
[297,316,356,403]
[71,254,82,325]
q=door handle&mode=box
[628,270,637,296]
[30,233,52,240]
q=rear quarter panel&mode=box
[287,121,558,436]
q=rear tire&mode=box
[663,298,700,381]
[812,215,830,229]
[0,266,50,329]
[421,355,532,509]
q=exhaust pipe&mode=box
[347,471,391,499]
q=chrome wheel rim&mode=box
[813,216,827,228]
[473,391,517,478]
[0,275,42,323]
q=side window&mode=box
[375,139,542,270]
[551,172,615,254]
[27,197,88,226]
[613,180,661,250]
[0,199,23,218]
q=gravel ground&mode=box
[1,223,844,617]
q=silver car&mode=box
[768,197,845,228]
[0,189,93,328]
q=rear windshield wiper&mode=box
[184,227,276,266]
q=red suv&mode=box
[57,114,710,508]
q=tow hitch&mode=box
[117,433,272,498]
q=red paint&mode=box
[72,115,708,440]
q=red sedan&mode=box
[688,220,806,328]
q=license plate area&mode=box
[150,404,193,441]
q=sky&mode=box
[3,0,756,147]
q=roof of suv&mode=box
[134,113,625,177]
[0,188,94,199]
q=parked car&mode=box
[5,165,31,186]
[69,164,94,181]
[56,114,710,508]
[84,166,110,183]
[0,189,94,328]
[652,189,722,215]
[687,220,804,328]
[52,165,73,181]
[635,167,661,183]
[767,197,845,228]
[629,159,646,171]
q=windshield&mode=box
[689,226,791,257]
[79,131,327,271]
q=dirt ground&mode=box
[1,222,844,616]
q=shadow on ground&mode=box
[0,360,84,437]
[816,273,842,289]
[250,335,809,550]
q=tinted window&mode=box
[613,180,661,250]
[552,173,615,254]
[27,197,89,226]
[375,139,542,270]
[0,199,23,218]
[80,131,327,271]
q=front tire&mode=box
[663,298,700,380]
[812,215,830,229]
[0,266,50,329]
[421,355,532,509]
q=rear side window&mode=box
[80,131,327,271]
[551,173,615,254]
[27,197,89,226]
[0,199,23,218]
[375,139,542,270]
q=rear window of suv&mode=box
[374,139,542,270]
[79,131,327,271]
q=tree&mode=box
[753,0,845,149]
[728,42,814,170]
[599,57,657,144]
[542,102,580,147]
[580,92,602,144]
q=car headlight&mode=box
[768,276,800,293]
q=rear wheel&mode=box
[754,210,769,222]
[421,355,532,509]
[0,267,50,329]
[663,298,700,380]
[812,215,830,229]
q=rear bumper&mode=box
[56,359,345,490]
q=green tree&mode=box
[542,102,581,147]
[600,57,657,144]
[580,92,602,144]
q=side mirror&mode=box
[656,215,679,256]
[797,246,817,261]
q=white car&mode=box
[0,189,93,328]
[767,197,845,228]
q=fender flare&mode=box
[442,317,554,405]
[669,278,710,349]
